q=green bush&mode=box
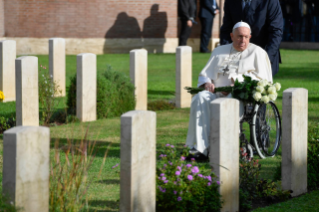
[0,192,21,211]
[148,100,175,111]
[156,145,222,212]
[272,162,282,182]
[38,65,63,125]
[239,150,291,211]
[0,116,16,134]
[308,126,319,190]
[67,65,135,119]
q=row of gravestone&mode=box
[0,39,193,119]
[2,88,308,212]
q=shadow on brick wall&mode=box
[104,4,167,53]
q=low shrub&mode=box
[156,145,222,212]
[239,150,291,211]
[148,100,175,111]
[272,162,281,182]
[0,192,21,211]
[67,65,135,119]
[38,65,63,125]
[0,116,16,134]
[308,126,319,190]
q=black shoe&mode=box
[200,50,211,53]
[186,148,208,162]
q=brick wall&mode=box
[4,0,178,38]
[4,0,223,39]
[0,0,4,37]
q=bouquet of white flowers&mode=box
[253,79,281,104]
[185,76,281,104]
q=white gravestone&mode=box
[120,110,156,212]
[282,88,308,197]
[0,40,16,102]
[76,53,97,122]
[2,126,50,212]
[130,49,147,110]
[209,98,239,212]
[49,38,66,96]
[15,56,39,126]
[176,46,192,108]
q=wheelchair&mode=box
[239,101,282,159]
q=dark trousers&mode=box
[179,19,192,46]
[200,16,214,52]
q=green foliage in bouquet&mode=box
[185,76,281,104]
[232,75,258,103]
[156,144,222,212]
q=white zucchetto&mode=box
[232,21,251,31]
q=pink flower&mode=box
[164,180,169,184]
[177,196,182,201]
[174,181,177,185]
[207,176,212,181]
[207,182,211,186]
[162,177,167,181]
[166,144,170,147]
[174,190,177,195]
[198,174,203,178]
[191,158,195,162]
[112,164,119,169]
[171,145,175,148]
[181,156,186,161]
[160,173,165,177]
[186,164,192,168]
[217,181,220,185]
[191,166,199,174]
[177,166,182,171]
[187,175,193,181]
[175,171,181,176]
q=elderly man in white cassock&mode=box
[186,21,273,160]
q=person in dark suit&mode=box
[199,0,219,53]
[220,0,283,76]
[178,0,197,46]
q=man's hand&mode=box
[221,81,234,96]
[204,82,215,93]
[187,20,193,27]
[215,9,219,14]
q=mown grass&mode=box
[0,49,318,211]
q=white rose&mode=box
[257,79,267,87]
[262,79,269,86]
[256,86,264,93]
[268,93,277,101]
[253,92,262,101]
[262,89,267,94]
[261,95,270,104]
[274,82,281,91]
[267,86,276,94]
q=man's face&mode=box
[230,27,251,51]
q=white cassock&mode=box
[186,43,273,156]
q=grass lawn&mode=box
[0,49,319,211]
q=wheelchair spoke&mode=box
[251,102,282,158]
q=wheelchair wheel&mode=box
[251,102,282,159]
